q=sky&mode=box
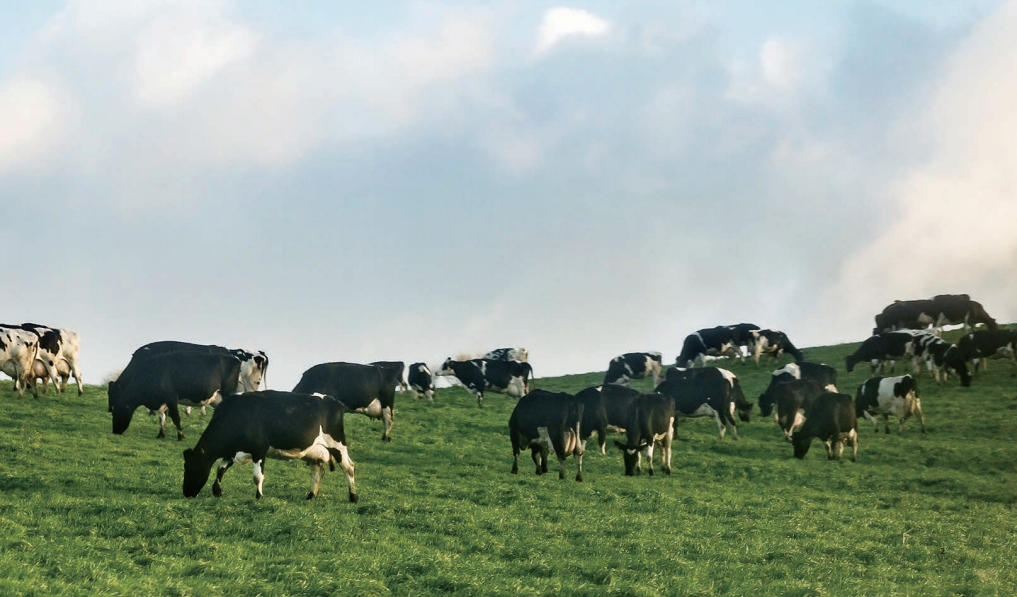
[2,0,1015,389]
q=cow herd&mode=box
[2,292,1011,502]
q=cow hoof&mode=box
[558,471,566,480]
[212,483,223,497]
[255,492,263,500]
[349,492,359,503]
[382,436,392,442]
[511,466,518,475]
[306,492,316,500]
[177,433,186,441]
[157,432,165,439]
[648,469,655,477]
[575,474,584,482]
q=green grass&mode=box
[2,333,1016,596]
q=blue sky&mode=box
[2,0,1015,389]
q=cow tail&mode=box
[527,362,536,391]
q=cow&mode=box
[758,361,838,417]
[182,391,358,502]
[749,329,805,367]
[791,392,859,461]
[873,294,997,334]
[134,341,268,393]
[435,357,534,408]
[3,323,63,394]
[484,347,529,362]
[508,390,585,481]
[20,327,83,396]
[604,352,663,386]
[654,367,752,440]
[613,393,675,476]
[845,331,924,376]
[957,329,1017,373]
[109,352,242,440]
[369,361,409,392]
[916,336,971,386]
[0,326,40,399]
[855,375,925,434]
[292,362,397,441]
[767,379,825,441]
[675,329,740,368]
[573,383,641,455]
[407,362,435,402]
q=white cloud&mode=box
[534,7,611,56]
[0,78,66,175]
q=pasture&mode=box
[1,336,1016,596]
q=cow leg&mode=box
[381,406,393,442]
[531,447,543,475]
[212,459,234,497]
[327,444,358,503]
[410,388,418,400]
[713,411,726,440]
[849,429,859,462]
[883,414,891,434]
[645,444,655,476]
[72,365,84,396]
[573,436,584,482]
[253,460,265,500]
[167,403,185,441]
[184,406,192,417]
[823,438,834,459]
[306,461,324,500]
[156,407,168,438]
[915,400,926,433]
[426,389,435,402]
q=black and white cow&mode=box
[508,389,585,482]
[4,323,63,394]
[435,357,534,408]
[791,392,859,461]
[109,352,242,440]
[758,361,838,417]
[767,379,824,441]
[407,362,435,402]
[845,331,924,376]
[919,336,972,386]
[855,375,925,434]
[292,362,397,441]
[604,352,663,386]
[18,325,83,396]
[369,361,409,392]
[484,347,529,362]
[675,329,739,368]
[0,326,40,399]
[957,329,1017,373]
[573,383,641,455]
[182,391,358,502]
[654,367,752,440]
[749,329,805,367]
[613,392,675,476]
[873,294,997,334]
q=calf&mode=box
[292,362,397,441]
[749,329,805,367]
[758,361,837,417]
[604,352,663,386]
[0,327,40,399]
[182,391,358,502]
[791,393,858,461]
[957,330,1017,373]
[573,383,641,455]
[109,352,241,440]
[407,362,435,402]
[508,390,585,481]
[920,336,972,387]
[435,357,534,408]
[484,347,529,362]
[855,375,925,434]
[613,393,675,476]
[654,367,752,440]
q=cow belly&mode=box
[267,427,344,463]
[179,390,223,409]
[682,403,717,418]
[354,399,383,418]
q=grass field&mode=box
[2,333,1016,596]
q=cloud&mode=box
[0,78,67,175]
[534,7,610,56]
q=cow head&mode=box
[182,446,213,498]
[613,440,647,476]
[758,392,775,417]
[790,433,811,459]
[435,358,457,376]
[844,354,859,373]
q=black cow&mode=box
[109,352,241,440]
[435,357,534,408]
[845,332,926,375]
[484,347,529,362]
[873,294,997,334]
[604,352,663,386]
[573,383,641,455]
[768,379,824,441]
[369,361,409,392]
[407,362,435,402]
[134,341,268,394]
[957,329,1017,373]
[508,390,585,481]
[182,391,358,502]
[791,392,858,461]
[654,367,752,440]
[916,336,971,386]
[758,362,837,417]
[855,375,925,434]
[749,329,805,367]
[613,393,675,476]
[292,362,397,441]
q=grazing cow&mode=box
[407,362,435,402]
[370,361,408,392]
[292,362,397,441]
[508,390,585,481]
[957,330,1017,373]
[768,379,825,441]
[845,332,925,375]
[134,341,268,393]
[0,327,40,399]
[613,393,675,476]
[855,375,925,434]
[791,392,859,461]
[917,336,971,387]
[758,361,838,417]
[182,391,358,502]
[749,329,805,367]
[873,294,997,334]
[675,329,740,368]
[604,352,663,386]
[109,352,241,440]
[435,357,534,408]
[573,383,641,455]
[484,347,529,362]
[654,367,752,440]
[4,323,63,394]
